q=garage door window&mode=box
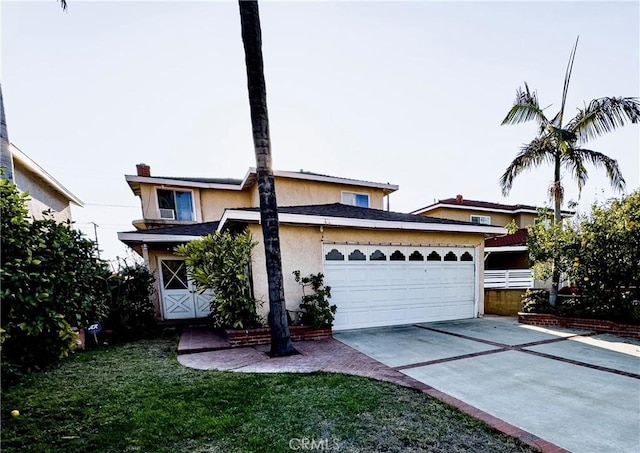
[444,251,458,261]
[370,250,387,261]
[325,249,345,260]
[348,249,366,261]
[409,251,424,261]
[390,250,405,261]
[461,251,474,261]
[427,251,441,261]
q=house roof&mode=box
[411,196,574,216]
[149,176,243,185]
[236,203,476,225]
[484,228,528,248]
[220,203,507,235]
[9,143,83,206]
[118,204,507,246]
[118,221,219,244]
[125,167,398,196]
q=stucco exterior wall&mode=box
[248,224,486,320]
[200,190,252,222]
[421,207,514,227]
[135,177,386,227]
[250,177,386,209]
[422,207,539,229]
[14,163,72,222]
[516,212,537,228]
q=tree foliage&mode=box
[500,37,639,306]
[1,179,110,383]
[176,231,262,329]
[105,259,156,340]
[527,191,640,322]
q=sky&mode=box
[2,0,639,262]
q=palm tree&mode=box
[500,37,640,306]
[238,1,296,357]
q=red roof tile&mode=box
[484,228,528,247]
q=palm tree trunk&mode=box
[238,0,295,357]
[550,155,562,307]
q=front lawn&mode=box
[2,333,536,452]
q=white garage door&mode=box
[323,244,477,331]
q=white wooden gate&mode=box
[158,257,212,320]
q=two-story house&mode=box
[412,195,574,290]
[118,166,505,330]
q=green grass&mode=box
[1,333,537,452]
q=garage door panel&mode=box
[405,268,427,282]
[324,244,477,330]
[345,288,371,304]
[407,286,426,301]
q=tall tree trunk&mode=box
[0,83,14,182]
[549,154,563,307]
[239,0,295,357]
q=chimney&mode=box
[136,163,151,177]
[455,194,463,203]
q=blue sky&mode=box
[2,0,638,261]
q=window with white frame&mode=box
[342,191,369,208]
[157,189,194,221]
[470,215,491,225]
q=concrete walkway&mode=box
[335,316,640,453]
[175,318,604,453]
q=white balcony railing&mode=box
[484,269,534,289]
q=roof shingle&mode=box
[237,203,480,226]
[484,228,528,247]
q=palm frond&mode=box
[568,97,640,143]
[561,148,589,193]
[553,36,579,128]
[573,148,626,192]
[501,82,550,130]
[499,137,555,196]
[59,0,67,10]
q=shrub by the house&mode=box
[176,230,262,329]
[1,179,110,384]
[105,259,156,340]
[293,271,337,328]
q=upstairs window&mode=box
[342,191,369,208]
[157,189,194,221]
[470,215,491,225]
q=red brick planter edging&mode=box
[518,312,640,339]
[225,326,332,347]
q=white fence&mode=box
[484,269,534,289]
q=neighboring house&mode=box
[412,195,573,289]
[1,143,83,222]
[119,165,505,330]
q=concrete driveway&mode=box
[334,316,640,453]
